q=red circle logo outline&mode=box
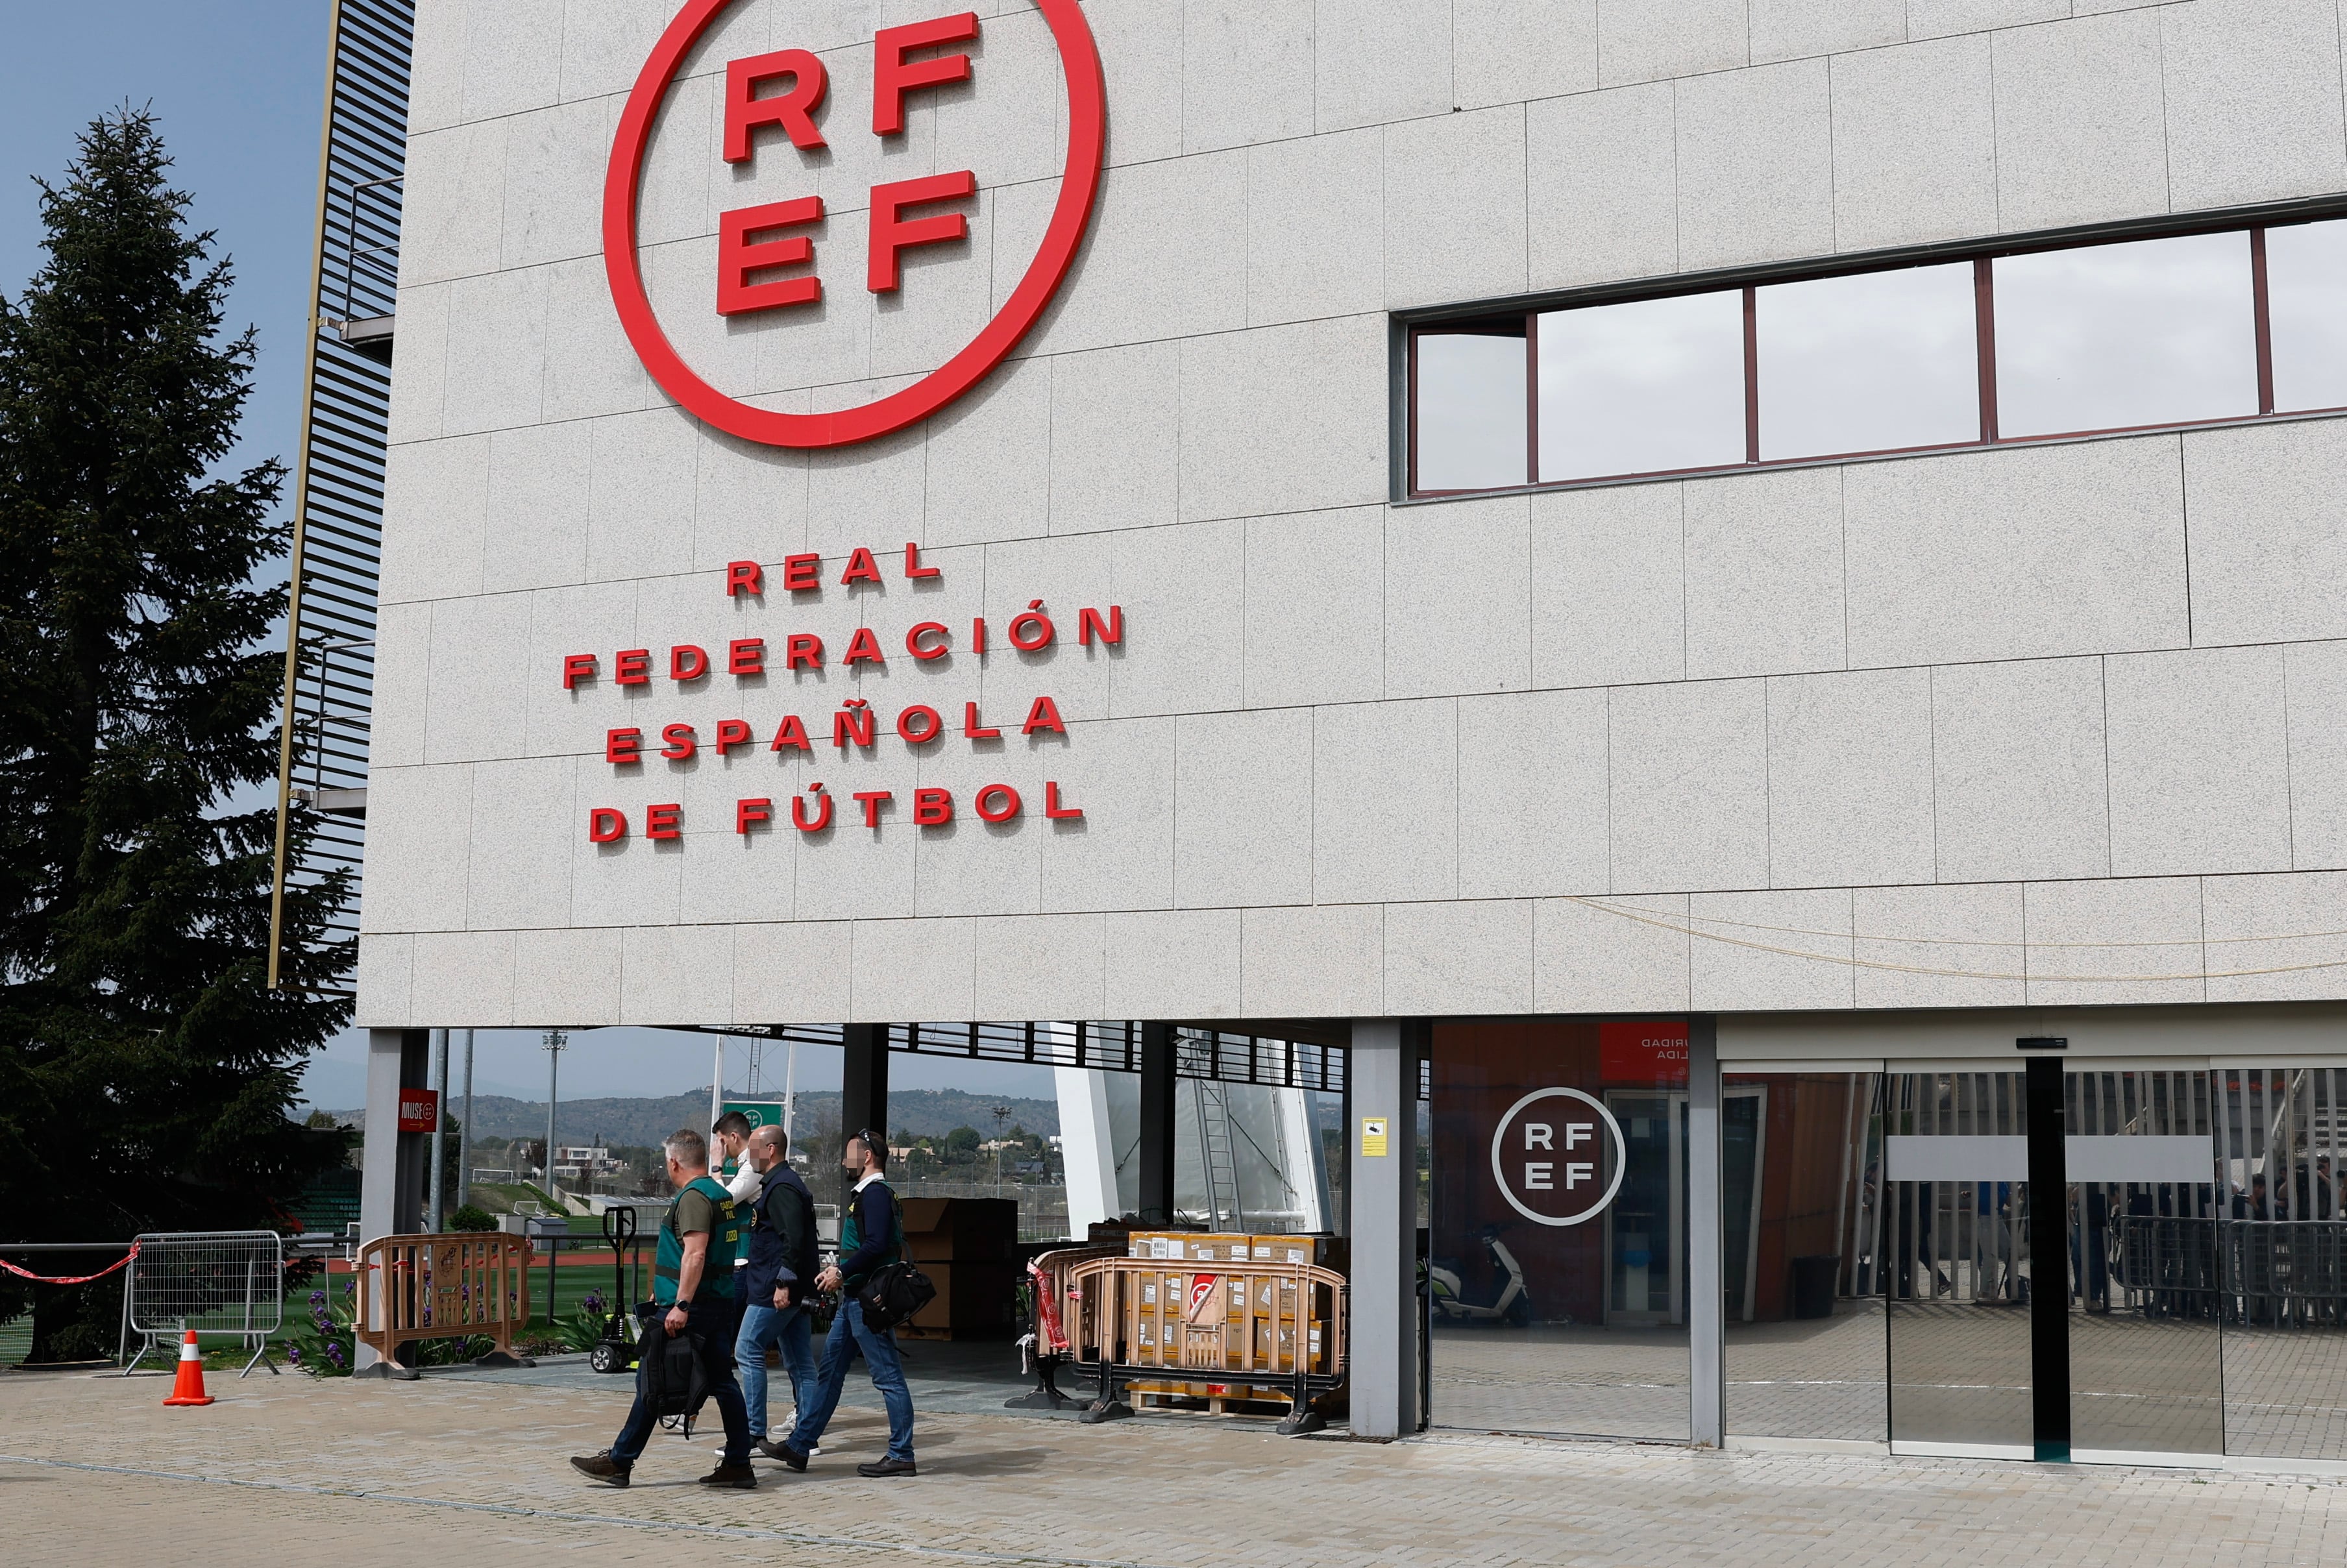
[602,0,1107,450]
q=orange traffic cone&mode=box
[162,1330,214,1407]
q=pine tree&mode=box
[0,109,352,1360]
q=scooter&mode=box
[1429,1222,1534,1326]
[588,1205,641,1374]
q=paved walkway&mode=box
[5,1365,2346,1565]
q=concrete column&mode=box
[1346,1018,1425,1439]
[1686,1017,1724,1446]
[840,1023,889,1202]
[1137,1023,1177,1225]
[357,1027,428,1371]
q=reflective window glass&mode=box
[1723,1070,1889,1443]
[2266,219,2347,413]
[1538,291,1745,481]
[1756,264,1978,460]
[1994,232,2257,437]
[1431,1020,1691,1440]
[1414,328,1527,491]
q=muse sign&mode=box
[602,0,1107,448]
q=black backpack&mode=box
[859,1260,937,1332]
[636,1310,712,1436]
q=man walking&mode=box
[770,1129,916,1478]
[571,1130,754,1489]
[736,1124,820,1459]
[714,1110,759,1344]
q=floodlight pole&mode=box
[543,1029,567,1323]
[457,1029,474,1209]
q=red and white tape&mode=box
[0,1242,140,1286]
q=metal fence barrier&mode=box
[121,1231,285,1376]
[2109,1217,2347,1323]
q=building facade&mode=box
[350,0,2347,1465]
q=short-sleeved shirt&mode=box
[672,1184,719,1237]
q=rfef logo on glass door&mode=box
[1491,1087,1625,1228]
[602,0,1107,448]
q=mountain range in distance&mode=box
[319,1086,1061,1148]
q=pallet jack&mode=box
[587,1205,641,1375]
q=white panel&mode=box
[1885,1134,2028,1181]
[2066,1135,2212,1184]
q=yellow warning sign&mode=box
[1360,1116,1390,1158]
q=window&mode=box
[2266,218,2347,413]
[1412,323,1527,492]
[1756,263,1978,461]
[1408,214,2347,500]
[1993,232,2256,437]
[1538,292,1745,482]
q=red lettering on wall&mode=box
[963,701,1000,740]
[1078,604,1124,646]
[726,559,764,598]
[974,783,1021,823]
[895,704,944,744]
[769,714,813,753]
[724,49,828,159]
[971,616,987,654]
[852,789,894,828]
[913,787,953,826]
[615,649,652,685]
[717,197,824,315]
[833,702,876,749]
[872,12,979,136]
[840,546,882,586]
[843,627,885,667]
[606,728,643,765]
[671,644,710,681]
[728,637,766,676]
[906,621,950,660]
[1007,600,1055,651]
[589,807,628,842]
[793,785,833,831]
[783,632,824,670]
[781,552,821,592]
[646,803,683,840]
[1022,694,1066,736]
[563,652,598,690]
[1044,781,1083,820]
[660,723,697,760]
[903,541,941,580]
[735,796,774,835]
[714,718,754,755]
[868,169,975,293]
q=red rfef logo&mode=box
[602,0,1107,450]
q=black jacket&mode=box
[742,1161,818,1301]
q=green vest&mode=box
[652,1175,740,1305]
[840,1180,905,1291]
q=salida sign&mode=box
[603,0,1107,448]
[574,545,1115,845]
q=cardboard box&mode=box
[1247,1233,1346,1270]
[900,1197,1017,1265]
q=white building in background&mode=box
[338,0,2347,1461]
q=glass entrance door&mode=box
[2063,1065,2224,1460]
[1882,1068,2035,1455]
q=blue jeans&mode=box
[787,1298,915,1463]
[608,1299,750,1467]
[734,1297,817,1439]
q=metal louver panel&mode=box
[267,0,413,993]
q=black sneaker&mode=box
[697,1460,758,1489]
[856,1456,917,1478]
[759,1437,809,1472]
[570,1452,630,1488]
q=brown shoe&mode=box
[570,1452,630,1488]
[697,1460,758,1489]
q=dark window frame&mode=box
[1400,195,2347,503]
